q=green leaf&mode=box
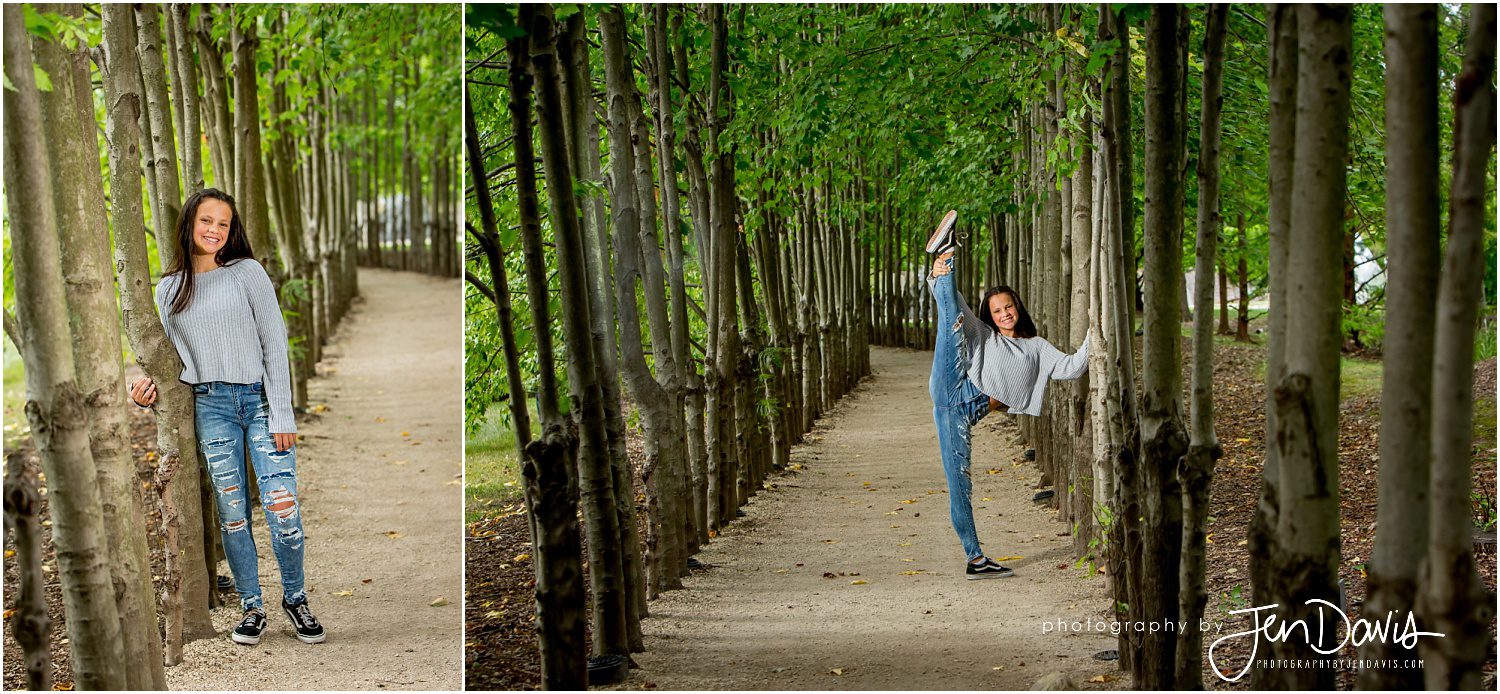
[33,64,52,93]
[467,4,524,40]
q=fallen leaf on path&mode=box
[430,597,450,607]
[401,431,410,437]
[513,553,531,562]
[900,570,926,575]
[384,531,404,539]
[361,578,373,584]
[899,499,917,504]
[901,558,914,562]
[982,497,993,502]
[992,665,1005,671]
[898,542,912,547]
[986,468,1001,474]
[830,668,845,676]
[993,555,1024,561]
[850,579,867,585]
[332,590,354,597]
[1089,674,1115,683]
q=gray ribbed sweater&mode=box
[929,275,1089,416]
[155,259,296,433]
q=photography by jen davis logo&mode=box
[1207,600,1445,683]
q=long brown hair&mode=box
[978,286,1038,338]
[164,188,254,315]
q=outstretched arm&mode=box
[1046,333,1090,381]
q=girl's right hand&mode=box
[932,252,954,277]
[130,376,158,407]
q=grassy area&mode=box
[1339,356,1384,400]
[465,403,526,524]
[1248,352,1384,401]
[1475,395,1496,449]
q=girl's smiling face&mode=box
[988,291,1019,337]
[193,198,233,257]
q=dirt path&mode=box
[166,268,463,691]
[615,346,1128,690]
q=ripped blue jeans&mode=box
[928,269,991,561]
[194,381,305,611]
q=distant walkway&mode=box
[167,268,463,691]
[614,346,1127,690]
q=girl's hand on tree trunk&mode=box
[273,433,296,452]
[130,376,157,407]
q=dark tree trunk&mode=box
[1356,8,1440,688]
[521,3,631,659]
[1137,7,1189,689]
[1416,5,1496,688]
[1178,5,1227,687]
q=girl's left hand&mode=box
[273,433,296,452]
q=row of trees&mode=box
[467,3,883,687]
[477,3,1496,690]
[4,3,459,684]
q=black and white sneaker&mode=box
[965,556,1016,580]
[282,598,327,644]
[231,609,267,645]
[926,209,960,254]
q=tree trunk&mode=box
[1269,7,1353,689]
[600,5,683,606]
[1216,259,1231,335]
[1178,6,1226,688]
[103,3,220,655]
[170,4,203,192]
[476,39,586,687]
[522,3,631,659]
[4,10,128,685]
[1069,68,1094,558]
[1249,6,1296,688]
[1137,7,1189,688]
[230,8,276,272]
[40,7,167,683]
[136,5,185,272]
[1236,212,1250,342]
[651,3,701,572]
[1416,5,1496,688]
[1356,7,1440,688]
[5,455,53,691]
[194,5,234,192]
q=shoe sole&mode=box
[966,572,1016,580]
[926,210,958,253]
[231,632,262,645]
[295,632,327,644]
